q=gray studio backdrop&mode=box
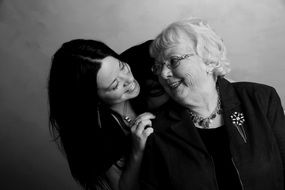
[0,0,285,189]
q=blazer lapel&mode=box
[167,102,209,154]
[165,78,249,155]
[218,78,247,144]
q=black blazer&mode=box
[140,78,285,190]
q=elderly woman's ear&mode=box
[206,68,213,74]
[206,62,217,74]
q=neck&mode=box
[111,101,136,119]
[185,84,219,118]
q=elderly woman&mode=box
[140,18,285,190]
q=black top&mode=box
[197,126,242,190]
[140,78,285,190]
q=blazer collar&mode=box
[218,78,247,143]
[167,101,209,154]
[217,77,240,111]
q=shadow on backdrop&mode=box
[0,109,80,190]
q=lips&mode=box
[167,80,182,89]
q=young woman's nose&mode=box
[119,71,133,87]
[122,77,134,88]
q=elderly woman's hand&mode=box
[130,112,155,157]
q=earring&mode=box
[207,69,213,74]
[97,105,102,129]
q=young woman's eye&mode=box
[112,82,119,91]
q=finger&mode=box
[143,127,154,137]
[139,112,155,117]
[136,112,156,121]
[130,119,148,133]
[136,120,152,134]
[130,122,139,133]
[132,115,155,129]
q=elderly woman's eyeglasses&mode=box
[151,53,194,75]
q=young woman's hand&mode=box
[130,112,155,156]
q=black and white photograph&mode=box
[0,0,285,189]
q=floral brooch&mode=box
[230,111,247,143]
[230,112,245,126]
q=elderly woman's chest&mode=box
[157,117,283,190]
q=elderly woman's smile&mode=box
[167,80,182,89]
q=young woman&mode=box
[48,39,154,190]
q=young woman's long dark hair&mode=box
[48,39,129,189]
[120,40,163,112]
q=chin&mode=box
[172,89,188,103]
[131,84,140,99]
[133,90,140,99]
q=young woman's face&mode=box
[97,56,140,106]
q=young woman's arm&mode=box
[119,112,155,190]
[104,112,155,190]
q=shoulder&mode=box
[231,81,277,100]
[232,81,275,94]
[149,100,183,139]
[231,81,281,110]
[152,101,175,127]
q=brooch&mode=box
[230,111,247,143]
[230,112,245,126]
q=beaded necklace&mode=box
[188,94,222,129]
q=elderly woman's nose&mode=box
[160,64,172,79]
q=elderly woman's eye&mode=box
[169,58,180,68]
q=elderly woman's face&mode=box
[156,41,212,104]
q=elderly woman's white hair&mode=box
[150,17,231,78]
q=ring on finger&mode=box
[136,120,142,126]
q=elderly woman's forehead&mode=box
[159,43,194,57]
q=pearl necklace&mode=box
[188,96,222,129]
